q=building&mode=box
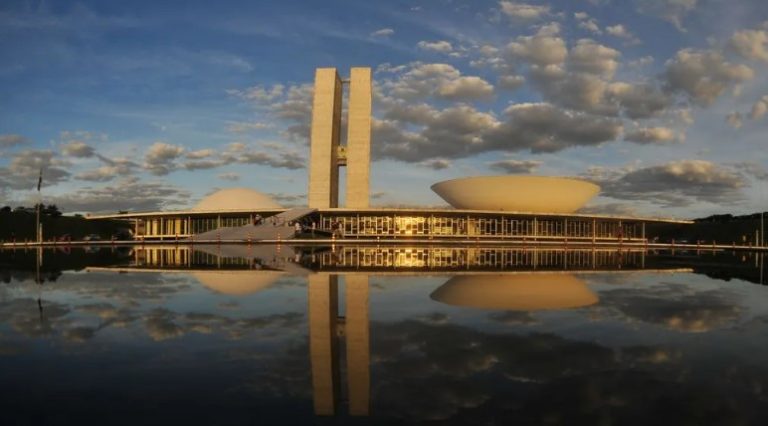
[87,67,692,241]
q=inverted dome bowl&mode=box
[430,274,598,311]
[431,176,599,213]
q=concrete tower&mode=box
[308,67,372,209]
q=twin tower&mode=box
[308,67,372,209]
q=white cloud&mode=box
[61,141,95,158]
[371,28,394,37]
[417,40,454,53]
[605,24,641,45]
[498,1,550,22]
[144,142,185,176]
[728,29,768,62]
[726,111,743,129]
[750,95,768,120]
[624,126,680,143]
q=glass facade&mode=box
[130,210,646,241]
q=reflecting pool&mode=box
[1,246,767,424]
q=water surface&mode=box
[1,246,767,425]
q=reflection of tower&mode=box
[308,273,370,416]
[308,67,372,209]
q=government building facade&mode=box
[87,67,691,241]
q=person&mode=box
[295,221,302,234]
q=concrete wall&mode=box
[345,68,372,208]
[308,68,342,208]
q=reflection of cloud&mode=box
[145,308,184,341]
[601,283,741,332]
[489,311,537,325]
[370,319,682,422]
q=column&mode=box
[308,68,343,208]
[345,274,370,416]
[308,273,340,415]
[345,68,372,208]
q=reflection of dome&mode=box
[430,274,598,310]
[192,270,283,295]
[193,188,282,211]
[431,176,600,213]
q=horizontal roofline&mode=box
[86,206,693,224]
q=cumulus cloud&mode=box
[635,0,698,31]
[498,75,525,91]
[507,31,567,67]
[485,102,623,153]
[488,159,542,173]
[594,160,746,206]
[664,48,754,106]
[605,24,641,45]
[383,63,495,102]
[728,29,768,62]
[417,40,453,53]
[750,95,768,120]
[0,134,27,148]
[0,150,70,190]
[371,27,394,37]
[624,126,680,144]
[143,142,185,175]
[43,176,191,213]
[226,84,284,103]
[185,149,215,159]
[568,39,621,78]
[499,1,550,22]
[61,141,95,158]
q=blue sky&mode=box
[1,0,767,217]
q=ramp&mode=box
[189,207,317,241]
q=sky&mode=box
[1,0,767,218]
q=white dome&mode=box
[193,188,282,211]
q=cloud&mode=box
[726,111,743,129]
[371,28,395,37]
[44,176,191,213]
[185,149,215,159]
[488,159,542,173]
[143,142,185,175]
[733,161,768,180]
[61,141,95,158]
[498,1,550,22]
[383,63,495,102]
[0,134,27,148]
[567,39,621,78]
[422,159,451,170]
[635,0,698,31]
[605,24,641,45]
[507,32,567,67]
[749,95,768,120]
[485,103,623,153]
[624,126,680,144]
[417,40,454,53]
[664,48,754,106]
[728,29,768,62]
[226,84,285,103]
[498,75,525,91]
[217,172,240,181]
[0,150,70,190]
[225,121,271,134]
[594,160,746,206]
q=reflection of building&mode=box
[86,66,691,242]
[308,246,652,272]
[431,274,598,310]
[308,274,370,416]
